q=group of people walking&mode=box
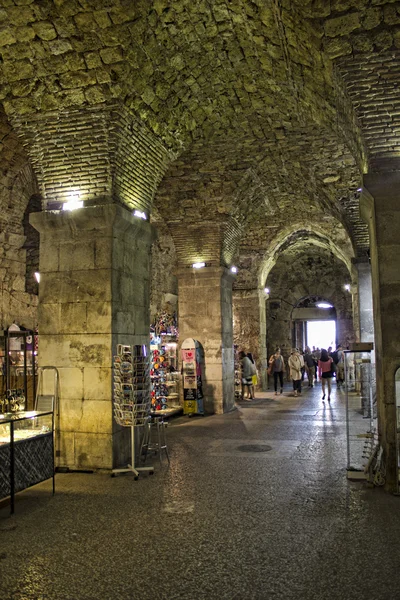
[239,344,346,402]
[267,345,345,401]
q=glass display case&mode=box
[0,411,54,513]
[344,349,377,480]
[396,368,400,493]
[0,327,37,412]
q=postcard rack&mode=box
[112,344,154,479]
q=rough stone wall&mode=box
[265,247,355,359]
[149,218,178,322]
[233,288,267,389]
[0,113,39,330]
[22,194,41,296]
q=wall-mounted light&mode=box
[63,198,83,211]
[316,302,333,309]
[264,287,270,294]
[193,262,205,269]
[34,272,40,283]
[344,284,351,292]
[357,187,363,192]
[133,209,147,220]
[230,266,238,273]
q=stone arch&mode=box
[258,221,356,289]
[265,242,355,361]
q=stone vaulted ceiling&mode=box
[0,0,398,283]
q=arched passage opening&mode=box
[264,237,355,371]
[292,295,337,351]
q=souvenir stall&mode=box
[150,310,182,417]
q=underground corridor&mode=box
[1,1,400,599]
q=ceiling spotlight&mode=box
[193,262,205,269]
[316,302,333,309]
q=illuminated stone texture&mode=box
[30,205,154,470]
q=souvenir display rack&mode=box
[112,344,154,479]
[182,338,204,416]
[150,333,182,417]
[0,410,55,514]
[344,347,378,481]
[0,327,37,412]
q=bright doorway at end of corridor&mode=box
[307,320,336,350]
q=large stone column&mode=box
[177,267,235,414]
[361,172,400,491]
[233,288,267,391]
[31,204,154,470]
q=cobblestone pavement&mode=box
[1,382,399,600]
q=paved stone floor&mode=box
[1,382,400,600]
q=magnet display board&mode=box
[181,338,204,416]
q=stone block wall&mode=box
[178,267,235,414]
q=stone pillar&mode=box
[233,289,267,391]
[361,173,400,491]
[177,267,235,414]
[30,205,155,471]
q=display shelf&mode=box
[150,334,181,412]
[344,349,378,482]
[112,344,154,478]
[150,406,183,418]
[0,410,54,514]
[234,345,242,401]
[0,326,38,412]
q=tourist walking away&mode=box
[239,350,255,400]
[269,348,285,395]
[288,348,302,397]
[313,347,321,381]
[247,352,257,399]
[304,347,315,387]
[318,348,334,402]
[334,344,345,389]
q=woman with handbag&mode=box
[288,348,302,397]
[318,348,334,402]
[268,348,285,396]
